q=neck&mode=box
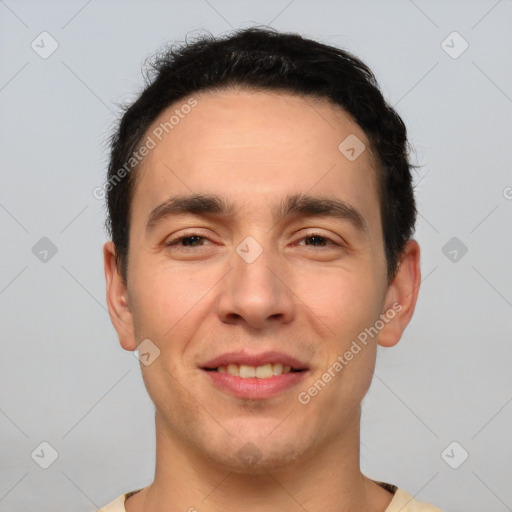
[126,409,392,512]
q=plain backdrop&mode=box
[1,1,511,511]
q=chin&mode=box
[205,431,310,474]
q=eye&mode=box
[296,232,340,248]
[165,234,213,249]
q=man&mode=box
[100,27,441,511]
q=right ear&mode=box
[103,241,137,351]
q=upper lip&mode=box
[201,350,309,370]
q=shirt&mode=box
[97,481,442,511]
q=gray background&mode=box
[1,1,511,511]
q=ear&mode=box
[103,241,137,351]
[377,239,421,348]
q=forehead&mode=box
[132,88,380,229]
[143,88,370,163]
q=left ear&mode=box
[378,239,421,348]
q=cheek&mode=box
[297,269,382,415]
[128,262,223,342]
[294,264,384,343]
[130,266,213,420]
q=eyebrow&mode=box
[146,193,368,233]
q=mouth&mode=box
[200,353,309,399]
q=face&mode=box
[105,88,420,472]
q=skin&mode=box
[104,88,421,512]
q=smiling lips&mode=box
[201,350,309,399]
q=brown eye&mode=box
[303,235,330,247]
[165,234,212,249]
[297,232,339,248]
[176,235,204,247]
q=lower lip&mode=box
[202,369,308,400]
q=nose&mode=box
[216,242,296,329]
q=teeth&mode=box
[239,364,256,378]
[255,363,273,378]
[273,363,283,375]
[216,363,295,379]
[227,364,239,376]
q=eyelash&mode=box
[165,232,341,250]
